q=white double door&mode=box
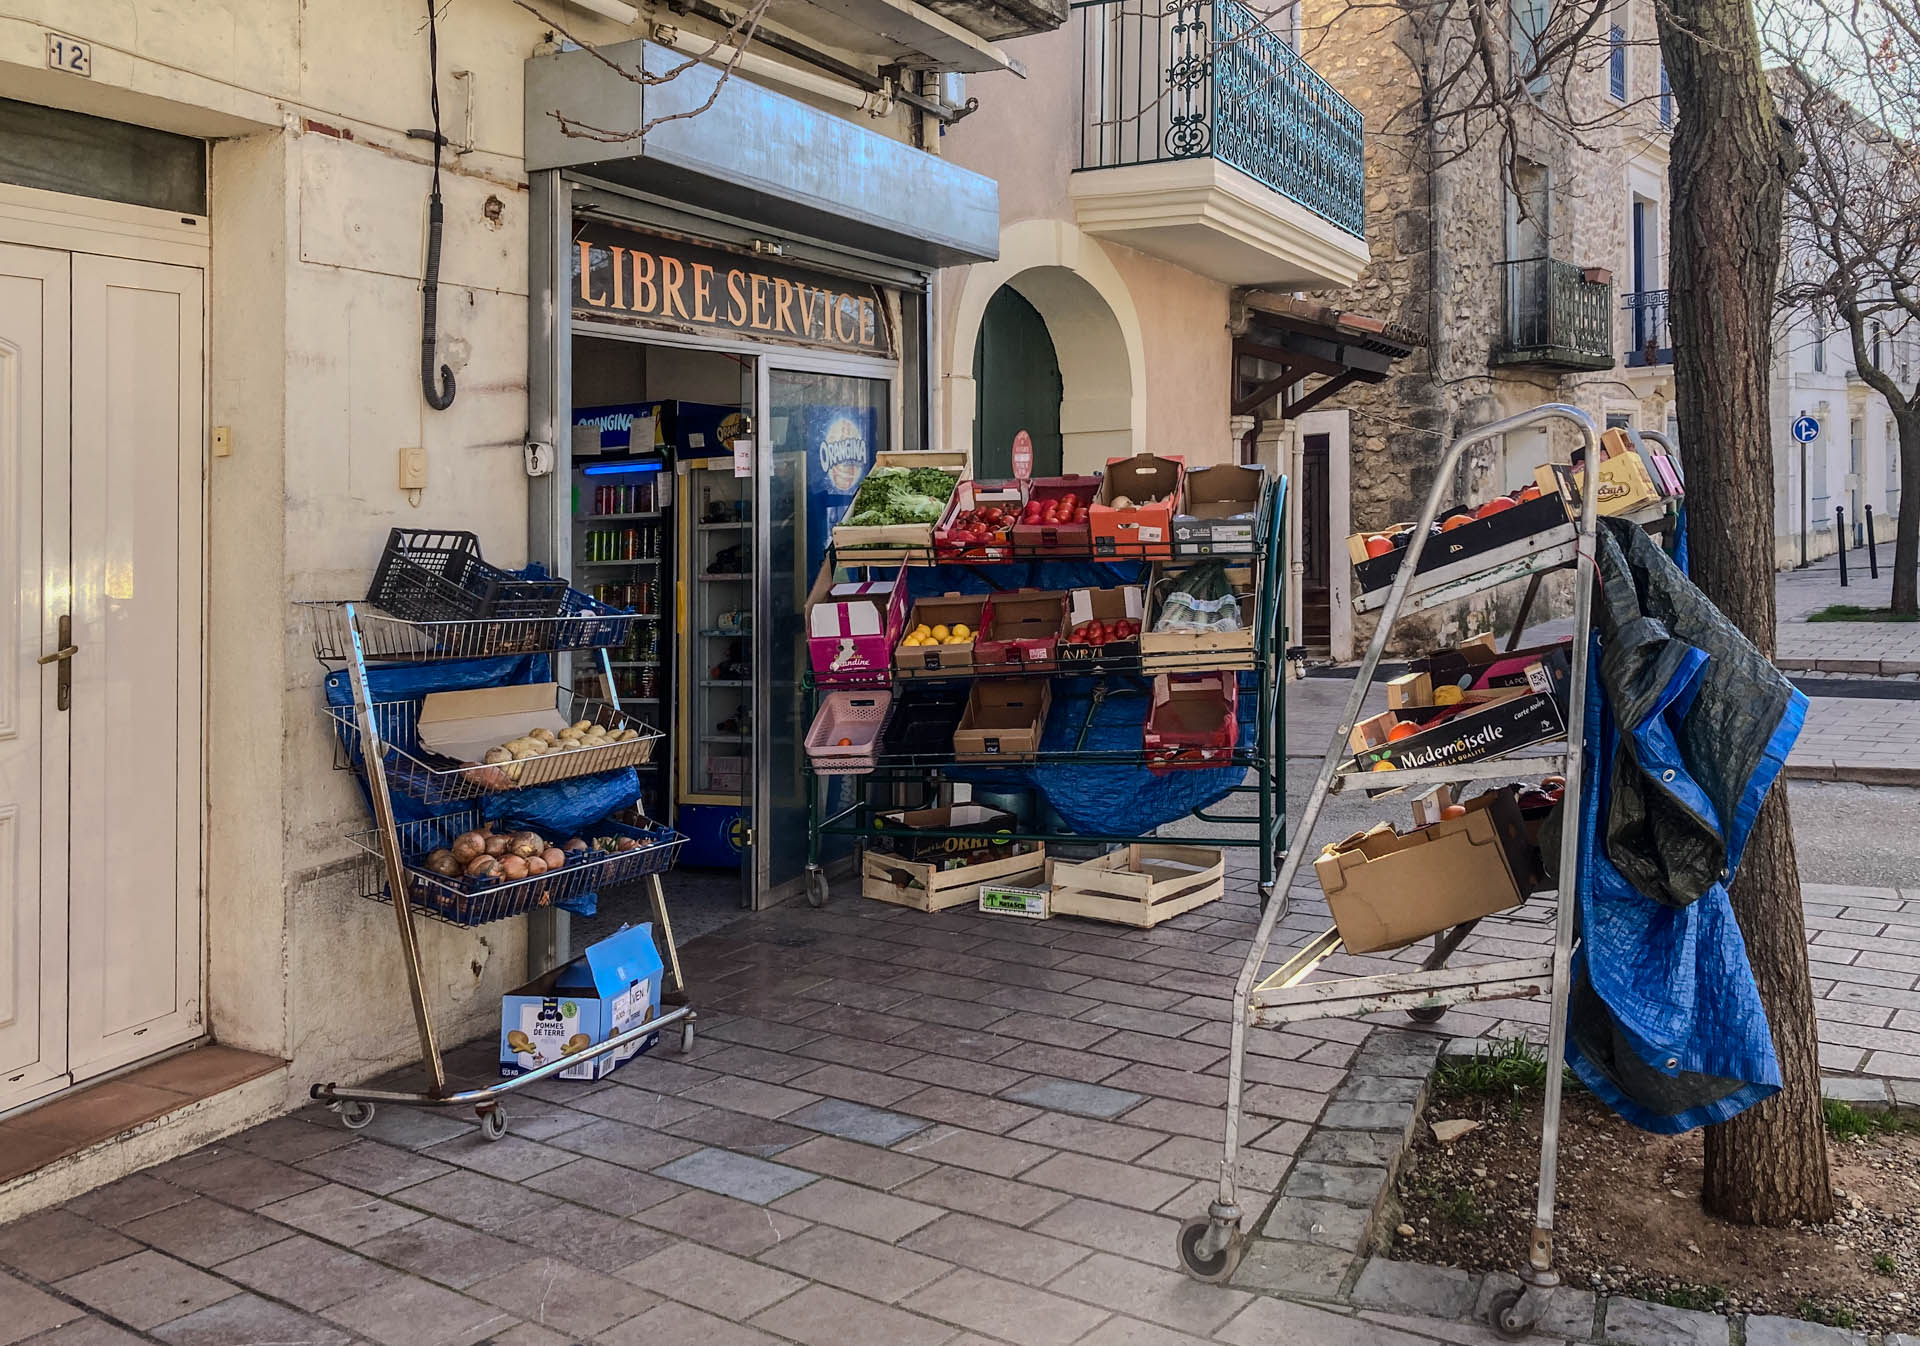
[0,241,204,1113]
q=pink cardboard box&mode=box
[806,561,906,684]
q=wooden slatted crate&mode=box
[861,846,1047,913]
[1048,844,1225,928]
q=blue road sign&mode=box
[1791,415,1821,443]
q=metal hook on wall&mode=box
[419,1,456,411]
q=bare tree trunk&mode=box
[1658,0,1834,1224]
[1896,412,1920,616]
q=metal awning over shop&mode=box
[526,38,1000,268]
[1230,291,1422,419]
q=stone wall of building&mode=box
[1300,0,1674,649]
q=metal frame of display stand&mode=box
[800,485,1291,909]
[1177,407,1683,1341]
[304,601,696,1141]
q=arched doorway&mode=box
[973,285,1064,478]
[945,219,1147,476]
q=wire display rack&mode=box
[303,590,695,1141]
[800,485,1290,910]
[1175,411,1685,1341]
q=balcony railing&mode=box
[1074,0,1366,239]
[1492,257,1614,371]
[1623,288,1673,366]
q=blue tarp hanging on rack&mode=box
[323,653,640,846]
[1555,517,1802,1133]
[899,557,1254,834]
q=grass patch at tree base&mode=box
[1806,604,1920,623]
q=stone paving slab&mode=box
[0,863,1913,1345]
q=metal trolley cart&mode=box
[301,560,695,1141]
[800,480,1290,914]
[1176,408,1684,1340]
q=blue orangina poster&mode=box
[804,405,877,572]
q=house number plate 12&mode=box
[47,33,92,77]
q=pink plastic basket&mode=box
[805,691,894,775]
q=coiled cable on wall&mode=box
[420,0,457,411]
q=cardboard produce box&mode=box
[1538,448,1661,518]
[1315,790,1533,953]
[1174,463,1269,556]
[935,477,1024,560]
[895,592,987,676]
[974,589,1068,670]
[1091,454,1184,558]
[1139,562,1256,671]
[953,679,1051,761]
[500,924,663,1080]
[805,562,906,685]
[1350,485,1572,596]
[1346,685,1565,774]
[1011,473,1102,554]
[871,803,1019,863]
[1411,639,1570,707]
[1143,672,1238,771]
[416,682,655,790]
[1060,585,1145,665]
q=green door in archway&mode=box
[973,285,1064,478]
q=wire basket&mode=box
[303,590,637,664]
[328,688,662,805]
[351,810,685,927]
[804,690,893,775]
[368,529,570,623]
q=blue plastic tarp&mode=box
[1561,517,1802,1133]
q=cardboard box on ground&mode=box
[500,924,664,1080]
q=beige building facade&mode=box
[0,0,1378,1214]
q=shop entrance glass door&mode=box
[677,358,757,910]
[755,364,893,906]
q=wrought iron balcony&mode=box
[1623,289,1673,367]
[1073,0,1366,240]
[1492,258,1615,372]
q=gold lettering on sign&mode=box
[632,251,657,314]
[661,256,689,320]
[726,269,748,326]
[573,229,890,353]
[773,278,798,335]
[577,241,608,308]
[692,263,717,323]
[750,274,771,330]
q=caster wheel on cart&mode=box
[1175,1216,1244,1284]
[478,1107,508,1142]
[1406,1004,1449,1024]
[804,866,829,909]
[678,1020,696,1055]
[1486,1288,1536,1340]
[337,1100,376,1131]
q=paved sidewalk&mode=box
[1777,551,1920,674]
[0,859,1917,1345]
